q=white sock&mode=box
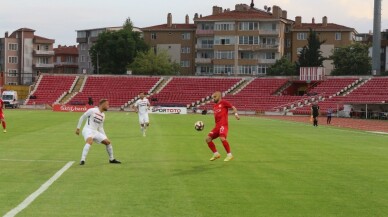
[227,153,233,157]
[214,152,220,155]
[106,144,114,161]
[81,144,91,161]
[140,127,144,133]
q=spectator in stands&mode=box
[311,102,320,127]
[88,97,94,106]
[202,108,207,115]
[327,108,333,124]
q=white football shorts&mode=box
[138,113,149,124]
[82,128,107,143]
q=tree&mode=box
[89,17,149,74]
[297,28,326,68]
[330,43,371,75]
[130,50,180,75]
[267,57,297,76]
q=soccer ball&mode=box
[194,121,204,131]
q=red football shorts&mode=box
[208,125,228,139]
[0,112,4,120]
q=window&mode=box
[80,44,87,51]
[199,66,213,74]
[272,23,277,30]
[285,26,290,33]
[214,37,233,45]
[335,32,342,40]
[214,23,235,31]
[265,52,275,59]
[261,37,277,45]
[182,33,191,40]
[214,65,234,75]
[239,36,259,45]
[7,82,18,85]
[239,66,256,75]
[80,56,86,62]
[91,30,104,37]
[257,65,268,74]
[286,39,291,48]
[297,33,307,40]
[297,47,304,55]
[181,47,191,53]
[151,33,157,40]
[215,51,234,59]
[8,69,17,77]
[37,44,49,51]
[77,31,86,38]
[66,56,74,62]
[240,52,254,59]
[181,60,190,67]
[8,56,18,64]
[37,57,49,64]
[200,23,214,30]
[199,51,213,58]
[239,22,259,31]
[8,43,18,51]
[56,57,61,63]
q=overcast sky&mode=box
[1,0,387,46]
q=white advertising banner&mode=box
[149,106,187,114]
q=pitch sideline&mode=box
[3,161,75,217]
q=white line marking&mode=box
[366,131,388,135]
[3,161,74,217]
[0,159,70,163]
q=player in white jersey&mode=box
[75,99,121,165]
[133,92,150,137]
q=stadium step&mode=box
[230,78,254,95]
[60,75,86,104]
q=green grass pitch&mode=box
[1,110,388,217]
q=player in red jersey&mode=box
[206,91,240,162]
[0,99,6,133]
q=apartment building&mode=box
[142,14,196,75]
[0,28,55,85]
[291,16,357,74]
[53,45,78,74]
[193,4,292,76]
[76,26,141,74]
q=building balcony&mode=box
[195,58,212,64]
[76,37,87,43]
[259,29,279,35]
[238,44,280,52]
[33,63,55,68]
[54,62,78,67]
[33,50,54,56]
[258,59,276,64]
[195,44,214,49]
[196,29,214,36]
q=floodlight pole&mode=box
[372,0,382,75]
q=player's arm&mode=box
[231,106,240,120]
[132,102,139,113]
[75,109,91,135]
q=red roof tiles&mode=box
[293,23,354,31]
[142,24,196,31]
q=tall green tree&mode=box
[130,50,180,75]
[297,28,326,68]
[89,17,149,74]
[330,43,371,75]
[267,57,297,76]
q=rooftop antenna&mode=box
[250,0,255,8]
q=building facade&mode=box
[53,45,78,74]
[194,4,291,76]
[291,16,357,74]
[142,14,196,75]
[0,28,55,85]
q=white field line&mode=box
[0,159,70,163]
[3,161,75,217]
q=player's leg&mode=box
[139,115,145,136]
[143,114,150,136]
[80,137,93,165]
[98,134,121,164]
[219,126,233,162]
[0,114,6,133]
[206,128,221,161]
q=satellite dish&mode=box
[264,5,268,10]
[267,7,272,12]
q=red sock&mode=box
[207,141,217,153]
[1,121,5,130]
[222,140,231,153]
